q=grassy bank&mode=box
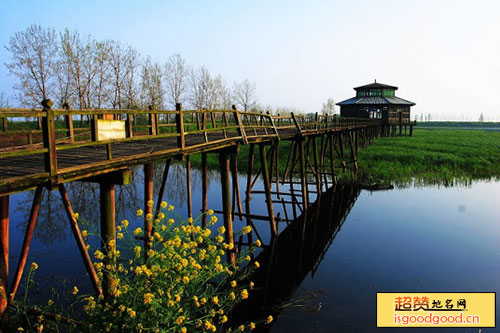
[356,128,500,185]
[416,121,500,130]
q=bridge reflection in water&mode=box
[232,181,361,330]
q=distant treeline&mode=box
[417,121,500,129]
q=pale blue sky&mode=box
[1,0,499,119]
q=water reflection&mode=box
[13,160,221,245]
[232,182,361,330]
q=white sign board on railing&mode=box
[97,120,126,141]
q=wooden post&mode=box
[148,106,157,136]
[9,186,44,302]
[259,144,277,237]
[312,136,322,196]
[1,118,6,132]
[126,114,133,138]
[100,181,116,296]
[219,151,235,265]
[328,134,337,184]
[298,138,309,210]
[91,114,99,142]
[175,103,185,149]
[348,130,358,170]
[63,103,74,143]
[144,163,154,251]
[0,196,8,317]
[59,184,102,296]
[41,99,57,178]
[155,159,171,219]
[186,155,192,218]
[232,105,248,145]
[201,153,208,227]
[230,151,243,221]
[338,132,347,171]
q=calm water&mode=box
[7,162,500,332]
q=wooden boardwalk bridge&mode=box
[0,99,383,316]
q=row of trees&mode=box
[4,25,258,111]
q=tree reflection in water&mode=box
[14,159,220,245]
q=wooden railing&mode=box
[0,101,381,179]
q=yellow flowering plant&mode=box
[79,205,263,332]
[9,205,273,332]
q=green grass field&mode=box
[187,128,500,186]
[356,128,500,185]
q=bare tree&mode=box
[189,66,211,110]
[122,46,140,109]
[233,78,256,111]
[93,40,112,109]
[321,98,336,115]
[60,29,96,110]
[164,54,188,108]
[5,24,59,108]
[0,91,10,108]
[141,57,164,109]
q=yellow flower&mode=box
[250,322,256,330]
[241,289,249,299]
[218,226,226,234]
[210,215,218,223]
[168,218,175,225]
[187,217,193,224]
[147,199,154,208]
[175,294,181,302]
[204,321,212,330]
[133,227,143,235]
[117,232,124,240]
[200,297,207,304]
[254,261,260,268]
[47,299,54,306]
[144,293,155,304]
[180,328,187,333]
[160,201,168,209]
[94,250,104,260]
[116,225,122,232]
[182,276,190,283]
[73,212,79,219]
[72,286,79,295]
[221,315,228,323]
[118,305,126,312]
[212,296,219,305]
[136,209,144,216]
[168,205,174,211]
[158,212,165,219]
[239,325,245,331]
[203,229,211,237]
[255,239,262,247]
[207,209,214,215]
[18,327,24,331]
[161,225,167,231]
[31,262,39,270]
[127,308,136,317]
[230,292,236,300]
[134,246,141,257]
[81,230,88,237]
[266,315,273,324]
[245,255,251,261]
[250,281,255,289]
[241,225,252,234]
[216,235,224,243]
[230,280,237,288]
[121,219,129,228]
